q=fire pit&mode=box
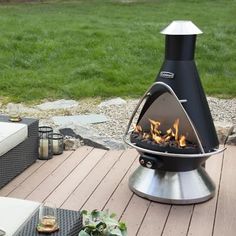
[124,21,225,204]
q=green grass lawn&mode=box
[0,0,235,103]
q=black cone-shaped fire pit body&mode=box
[125,21,225,204]
[157,27,218,152]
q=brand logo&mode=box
[160,71,174,79]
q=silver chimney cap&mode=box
[160,20,203,35]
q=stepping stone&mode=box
[98,98,126,107]
[227,132,236,146]
[59,126,125,150]
[36,99,79,110]
[214,121,235,144]
[52,114,108,126]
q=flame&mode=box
[164,135,171,142]
[133,124,142,133]
[152,134,163,144]
[149,119,161,127]
[179,135,186,147]
[133,118,188,148]
[149,119,161,136]
[143,133,150,140]
[173,118,179,141]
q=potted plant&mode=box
[79,209,127,236]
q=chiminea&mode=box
[124,21,225,204]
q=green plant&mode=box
[79,209,127,236]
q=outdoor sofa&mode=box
[0,116,39,189]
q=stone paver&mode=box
[52,114,108,126]
[60,125,125,150]
[36,99,79,110]
[98,98,127,107]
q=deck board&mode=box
[0,159,46,196]
[24,147,92,202]
[81,148,138,212]
[0,145,235,236]
[121,194,150,236]
[137,202,171,236]
[62,149,124,211]
[40,148,106,206]
[187,151,223,236]
[7,150,74,199]
[213,146,236,236]
[104,158,139,219]
[162,205,194,236]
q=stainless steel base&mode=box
[129,166,215,204]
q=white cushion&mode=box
[0,197,40,236]
[0,122,28,156]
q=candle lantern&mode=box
[38,126,53,160]
[49,133,64,155]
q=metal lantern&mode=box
[38,126,53,160]
[49,133,64,155]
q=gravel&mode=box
[0,97,235,143]
[91,97,236,142]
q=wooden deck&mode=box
[0,145,235,236]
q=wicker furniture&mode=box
[0,197,40,236]
[0,116,39,189]
[17,208,82,236]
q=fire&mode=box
[133,118,187,148]
[133,124,142,133]
[179,135,186,147]
[143,133,151,139]
[173,118,179,141]
[152,133,163,144]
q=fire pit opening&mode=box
[129,83,203,154]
